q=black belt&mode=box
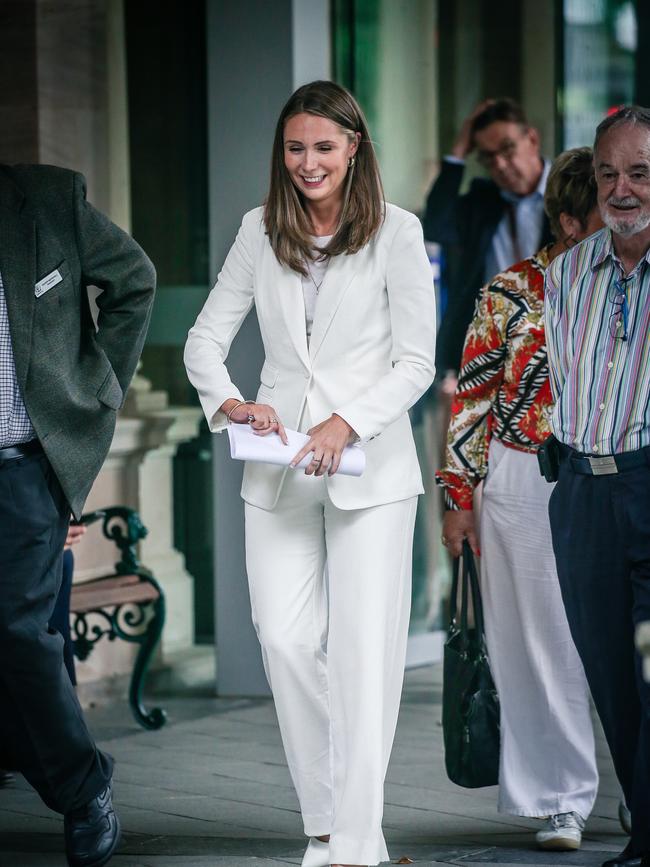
[0,439,43,465]
[560,443,650,476]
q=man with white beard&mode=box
[544,105,650,867]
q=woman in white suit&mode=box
[184,81,436,867]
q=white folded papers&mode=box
[227,423,365,477]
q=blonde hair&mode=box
[544,147,597,241]
[264,80,384,275]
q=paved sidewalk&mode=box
[0,665,629,867]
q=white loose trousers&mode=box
[245,468,417,866]
[480,439,599,818]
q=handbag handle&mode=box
[463,539,487,638]
[449,544,462,626]
[449,540,487,643]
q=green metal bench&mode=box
[70,507,167,730]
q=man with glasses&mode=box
[422,98,551,377]
[545,105,650,867]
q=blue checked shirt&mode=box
[545,228,650,455]
[0,272,35,447]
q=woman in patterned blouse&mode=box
[437,149,605,850]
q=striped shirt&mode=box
[544,228,650,455]
[0,271,35,447]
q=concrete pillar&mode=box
[207,0,329,696]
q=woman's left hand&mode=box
[290,414,357,476]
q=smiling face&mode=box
[283,113,359,215]
[595,123,650,240]
[473,120,543,196]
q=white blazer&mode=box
[184,203,436,511]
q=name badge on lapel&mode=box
[35,269,63,298]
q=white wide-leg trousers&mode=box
[245,468,417,865]
[480,439,599,819]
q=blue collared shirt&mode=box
[484,159,550,282]
[545,228,650,455]
[0,272,35,447]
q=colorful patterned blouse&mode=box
[436,246,554,510]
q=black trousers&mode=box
[0,451,112,813]
[51,550,77,686]
[549,458,650,853]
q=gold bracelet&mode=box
[226,400,254,422]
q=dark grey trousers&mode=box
[0,450,112,813]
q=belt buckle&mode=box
[587,455,618,475]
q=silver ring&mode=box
[270,417,278,424]
[247,414,255,423]
[441,536,448,545]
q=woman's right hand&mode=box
[442,509,480,559]
[220,399,289,445]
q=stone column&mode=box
[113,373,202,655]
[134,407,203,653]
[74,376,202,683]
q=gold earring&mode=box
[348,156,356,168]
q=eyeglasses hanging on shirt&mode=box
[608,276,632,341]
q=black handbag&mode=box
[442,539,500,788]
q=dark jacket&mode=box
[0,164,155,517]
[422,159,551,373]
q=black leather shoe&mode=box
[64,781,121,867]
[602,845,644,867]
[0,769,14,787]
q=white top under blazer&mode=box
[184,203,437,512]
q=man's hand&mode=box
[290,414,357,477]
[450,99,495,160]
[442,509,480,559]
[65,524,87,551]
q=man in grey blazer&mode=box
[0,164,155,867]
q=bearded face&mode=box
[595,123,650,240]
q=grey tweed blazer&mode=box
[0,165,155,518]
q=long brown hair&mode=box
[264,80,385,275]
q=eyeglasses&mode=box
[476,135,525,168]
[608,279,630,341]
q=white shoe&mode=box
[301,837,330,867]
[535,812,585,850]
